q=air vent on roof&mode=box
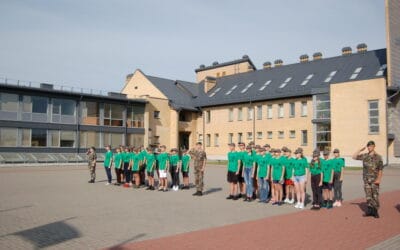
[274,59,283,67]
[242,55,249,59]
[199,64,205,69]
[300,54,309,63]
[40,83,54,90]
[212,61,219,66]
[313,52,322,60]
[342,47,352,56]
[357,43,367,53]
[263,61,272,69]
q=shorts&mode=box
[147,171,154,177]
[322,182,333,190]
[227,171,238,184]
[285,179,294,186]
[159,170,167,178]
[132,170,139,174]
[238,166,244,183]
[294,175,306,183]
[272,180,282,184]
[182,171,189,178]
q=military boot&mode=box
[363,206,373,217]
[372,207,380,218]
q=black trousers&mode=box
[139,164,146,185]
[123,162,131,183]
[170,165,180,186]
[311,174,323,206]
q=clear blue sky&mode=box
[0,0,386,91]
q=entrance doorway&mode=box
[179,132,190,151]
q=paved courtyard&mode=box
[0,165,399,249]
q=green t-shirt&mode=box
[114,153,123,169]
[157,152,169,170]
[122,152,131,163]
[270,156,284,181]
[181,154,191,172]
[322,158,333,182]
[242,152,254,168]
[104,151,113,168]
[283,157,295,179]
[145,152,156,172]
[332,157,345,173]
[309,160,322,175]
[293,157,308,176]
[169,154,180,166]
[257,154,270,178]
[131,153,141,171]
[227,151,239,172]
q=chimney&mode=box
[204,76,217,93]
[274,59,283,67]
[40,83,54,90]
[300,54,309,63]
[212,61,219,66]
[199,64,205,69]
[263,61,272,69]
[342,46,352,56]
[242,55,249,59]
[356,43,367,53]
[312,52,322,60]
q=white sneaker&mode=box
[289,199,295,204]
[294,202,300,208]
[284,198,290,203]
[299,203,304,209]
[337,201,342,207]
[105,182,110,186]
[173,186,178,191]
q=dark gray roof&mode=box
[193,48,387,107]
[194,57,257,73]
[146,48,387,110]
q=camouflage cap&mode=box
[367,140,375,146]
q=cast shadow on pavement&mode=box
[350,202,368,214]
[7,217,80,249]
[107,233,146,250]
[203,187,223,195]
[395,204,400,213]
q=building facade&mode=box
[0,82,146,155]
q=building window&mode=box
[0,93,19,112]
[247,132,253,140]
[52,99,75,116]
[228,133,233,144]
[238,133,243,143]
[257,132,263,139]
[228,108,234,122]
[206,110,211,123]
[289,102,295,117]
[267,105,273,119]
[279,77,292,88]
[267,131,273,139]
[21,129,31,147]
[301,101,308,117]
[368,100,379,133]
[376,64,387,76]
[241,82,254,93]
[247,107,253,120]
[259,80,272,91]
[153,111,160,119]
[127,105,145,128]
[225,85,238,95]
[214,133,219,146]
[127,134,144,147]
[198,134,203,143]
[350,67,362,80]
[278,131,284,139]
[324,70,337,83]
[278,104,284,118]
[256,105,262,120]
[316,124,331,151]
[301,74,314,86]
[206,134,211,147]
[31,128,47,147]
[104,103,124,127]
[49,130,76,147]
[22,96,48,114]
[209,87,221,97]
[80,131,101,148]
[315,94,331,119]
[238,108,243,121]
[104,132,123,148]
[289,130,296,138]
[301,130,308,146]
[81,101,100,125]
[0,128,18,147]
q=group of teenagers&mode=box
[88,145,192,192]
[226,142,345,210]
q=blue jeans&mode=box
[104,167,112,183]
[243,167,253,197]
[258,178,270,202]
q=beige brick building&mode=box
[121,1,400,165]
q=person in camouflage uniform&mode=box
[353,140,384,218]
[189,142,207,196]
[87,146,97,183]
